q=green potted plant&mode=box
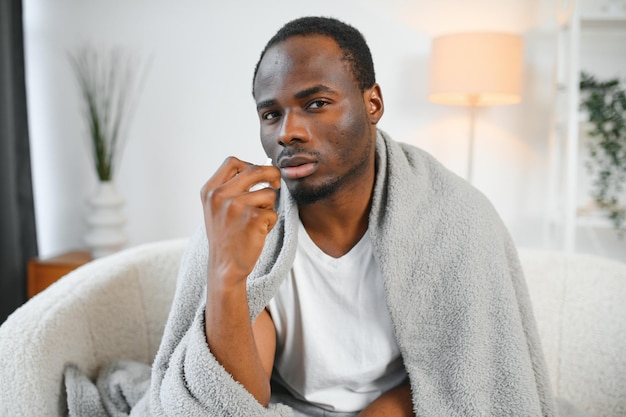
[579,72,626,236]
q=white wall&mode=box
[24,0,569,258]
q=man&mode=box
[144,17,557,417]
[201,16,410,417]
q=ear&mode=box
[364,83,384,125]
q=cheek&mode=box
[260,129,276,156]
[261,142,277,161]
[333,108,370,161]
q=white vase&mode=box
[84,181,127,258]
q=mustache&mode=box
[277,147,322,160]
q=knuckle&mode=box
[223,196,244,216]
[203,187,232,212]
[248,208,261,221]
[224,156,240,166]
[205,187,228,209]
[200,180,215,200]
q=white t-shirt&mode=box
[267,221,407,413]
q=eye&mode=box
[307,100,328,110]
[262,110,281,121]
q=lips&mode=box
[278,155,318,180]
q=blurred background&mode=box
[19,0,626,262]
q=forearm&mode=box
[200,157,281,407]
[357,380,414,417]
[205,279,271,406]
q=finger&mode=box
[227,165,281,193]
[266,165,282,190]
[259,158,282,190]
[201,158,282,207]
[249,206,279,235]
[210,156,253,188]
[237,187,278,210]
[265,209,279,233]
[201,157,251,200]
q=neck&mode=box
[298,163,375,258]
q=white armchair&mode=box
[0,239,188,417]
[519,249,626,416]
[0,241,624,416]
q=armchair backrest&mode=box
[0,239,187,417]
[519,249,626,417]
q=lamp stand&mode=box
[467,97,478,184]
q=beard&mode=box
[289,178,341,207]
[287,142,371,207]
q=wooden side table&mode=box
[27,251,92,298]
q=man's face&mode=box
[253,35,381,206]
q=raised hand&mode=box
[200,156,281,286]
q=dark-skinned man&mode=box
[143,16,557,417]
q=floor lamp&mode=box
[428,32,523,184]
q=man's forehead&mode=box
[254,35,352,97]
[260,35,342,69]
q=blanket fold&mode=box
[67,130,557,417]
[65,361,151,417]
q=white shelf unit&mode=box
[550,0,626,254]
[580,14,626,23]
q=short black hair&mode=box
[252,16,376,96]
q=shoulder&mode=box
[378,130,465,193]
[379,130,493,207]
[377,130,508,239]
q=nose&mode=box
[277,110,308,147]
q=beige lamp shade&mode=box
[428,32,523,106]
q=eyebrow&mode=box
[294,84,337,100]
[256,84,337,112]
[256,99,276,112]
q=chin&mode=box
[288,179,340,207]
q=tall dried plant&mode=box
[69,46,149,181]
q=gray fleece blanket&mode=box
[66,130,557,416]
